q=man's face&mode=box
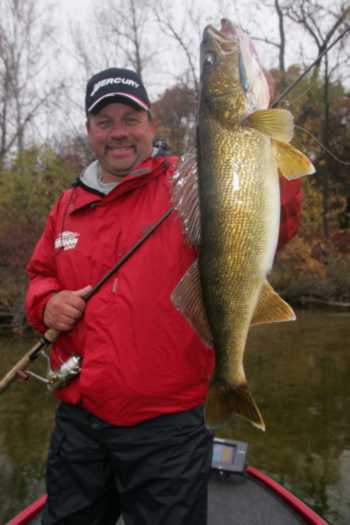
[86,102,156,182]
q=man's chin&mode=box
[100,163,135,182]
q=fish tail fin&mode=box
[206,382,266,431]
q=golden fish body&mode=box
[198,118,280,392]
[197,20,299,430]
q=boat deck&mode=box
[209,471,311,524]
[11,471,326,525]
[8,438,328,525]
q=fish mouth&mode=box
[203,19,239,53]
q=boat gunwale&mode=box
[6,468,329,525]
[5,495,47,525]
[246,466,330,525]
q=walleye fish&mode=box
[171,19,315,431]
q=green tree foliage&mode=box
[0,146,78,319]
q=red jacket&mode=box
[26,155,300,425]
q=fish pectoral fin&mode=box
[171,151,201,246]
[171,259,213,347]
[273,139,316,179]
[252,280,296,325]
[206,382,266,431]
[243,108,294,142]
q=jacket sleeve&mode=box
[25,200,63,333]
[277,177,302,252]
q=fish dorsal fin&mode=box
[251,280,296,326]
[273,139,316,179]
[171,151,201,246]
[243,108,294,142]
[171,259,213,347]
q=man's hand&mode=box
[44,286,92,332]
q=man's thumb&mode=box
[73,285,93,299]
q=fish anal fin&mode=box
[171,260,213,347]
[252,280,296,326]
[206,382,266,431]
[243,108,294,142]
[273,139,315,179]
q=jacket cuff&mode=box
[26,285,61,333]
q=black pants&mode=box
[42,403,213,525]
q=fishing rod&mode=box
[0,207,174,394]
[271,26,350,108]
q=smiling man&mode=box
[87,102,156,181]
[85,69,157,183]
[25,68,215,525]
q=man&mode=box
[26,68,214,525]
[26,67,301,525]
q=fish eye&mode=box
[204,51,217,66]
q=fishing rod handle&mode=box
[0,343,42,394]
[0,328,60,394]
[43,328,60,344]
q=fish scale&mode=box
[199,121,279,385]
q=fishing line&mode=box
[295,124,350,166]
[270,26,350,167]
[271,26,350,108]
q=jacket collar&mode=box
[68,156,175,214]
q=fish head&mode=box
[200,19,270,124]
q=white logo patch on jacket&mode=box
[55,231,80,251]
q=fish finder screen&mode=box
[212,443,235,467]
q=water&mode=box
[0,310,349,524]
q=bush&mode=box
[0,146,79,322]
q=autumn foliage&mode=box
[0,147,79,326]
[0,69,350,329]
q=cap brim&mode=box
[87,93,150,114]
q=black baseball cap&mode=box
[85,68,151,114]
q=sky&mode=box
[56,0,94,21]
[37,0,350,91]
[35,0,349,142]
[51,0,282,92]
[50,0,320,84]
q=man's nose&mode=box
[109,121,128,139]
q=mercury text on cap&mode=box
[91,77,140,97]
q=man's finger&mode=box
[73,285,93,299]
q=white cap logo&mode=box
[91,77,140,97]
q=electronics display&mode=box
[211,437,248,473]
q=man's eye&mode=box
[124,116,140,125]
[97,120,111,128]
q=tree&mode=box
[0,0,59,164]
[281,0,350,237]
[71,0,155,79]
[154,2,201,97]
[254,0,350,237]
[0,146,78,322]
[154,0,237,98]
[153,84,197,154]
[248,0,292,90]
